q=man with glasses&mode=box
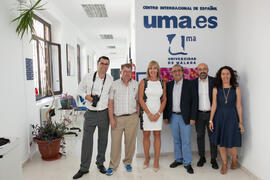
[73,56,113,179]
[106,63,139,175]
[191,63,218,169]
[164,64,196,174]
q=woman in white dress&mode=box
[139,60,167,171]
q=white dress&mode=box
[142,80,163,131]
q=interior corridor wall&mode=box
[0,0,95,164]
[224,1,270,179]
[0,0,34,165]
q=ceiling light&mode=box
[82,4,108,17]
[99,34,114,39]
[107,45,116,49]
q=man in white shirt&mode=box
[73,56,113,179]
[106,63,139,175]
[192,63,218,169]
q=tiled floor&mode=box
[23,117,255,180]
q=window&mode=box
[32,16,62,100]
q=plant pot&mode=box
[34,138,62,161]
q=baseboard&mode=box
[239,164,261,180]
[22,145,38,168]
[22,158,30,168]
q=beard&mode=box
[199,72,208,79]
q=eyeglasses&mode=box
[198,68,208,71]
[122,71,132,74]
[172,69,183,73]
[99,62,109,66]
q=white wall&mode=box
[224,1,270,179]
[0,0,34,165]
[0,0,96,164]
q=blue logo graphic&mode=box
[167,34,188,55]
[144,15,218,29]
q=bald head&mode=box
[197,63,209,80]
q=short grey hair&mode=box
[171,64,184,72]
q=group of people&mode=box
[72,56,245,179]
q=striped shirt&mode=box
[109,79,138,116]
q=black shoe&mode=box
[73,170,89,179]
[211,159,219,169]
[169,160,183,168]
[97,165,107,174]
[184,165,194,174]
[197,157,206,167]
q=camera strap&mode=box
[90,71,107,97]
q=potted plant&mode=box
[12,0,46,39]
[32,83,69,161]
[32,121,67,161]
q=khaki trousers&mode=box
[109,113,139,169]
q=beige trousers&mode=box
[109,113,139,169]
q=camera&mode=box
[91,95,100,107]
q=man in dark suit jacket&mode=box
[192,63,218,169]
[164,64,196,174]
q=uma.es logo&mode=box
[167,34,196,56]
[144,15,217,29]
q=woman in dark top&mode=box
[209,66,245,174]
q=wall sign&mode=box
[134,0,223,75]
[25,58,33,80]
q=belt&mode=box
[117,114,132,117]
[87,108,108,112]
[172,112,182,115]
[198,110,210,113]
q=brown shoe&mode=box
[220,162,227,174]
[230,159,238,169]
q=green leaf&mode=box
[11,0,46,40]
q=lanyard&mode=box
[91,71,107,97]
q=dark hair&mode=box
[214,66,239,88]
[97,56,110,63]
[121,63,132,70]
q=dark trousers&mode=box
[195,111,217,159]
[80,109,109,172]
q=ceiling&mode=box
[50,0,131,66]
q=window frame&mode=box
[77,44,81,84]
[33,15,62,101]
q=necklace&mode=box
[223,87,231,104]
